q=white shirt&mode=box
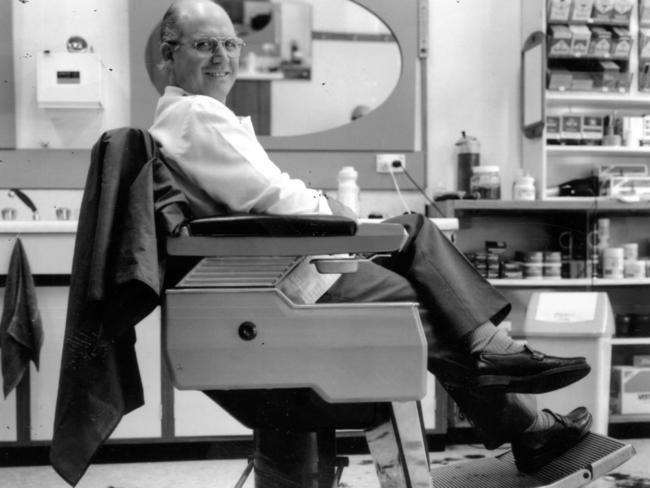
[149,86,340,303]
[150,86,332,216]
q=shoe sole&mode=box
[474,363,591,394]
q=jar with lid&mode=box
[470,165,501,199]
[513,173,536,201]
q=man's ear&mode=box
[160,42,175,63]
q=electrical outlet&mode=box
[376,154,406,173]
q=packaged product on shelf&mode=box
[572,0,595,21]
[641,62,650,91]
[641,0,650,26]
[642,115,650,144]
[561,114,582,143]
[546,115,561,143]
[547,0,572,22]
[640,28,650,59]
[582,115,604,143]
[611,0,634,24]
[571,71,594,90]
[634,356,650,367]
[589,26,613,57]
[569,25,591,56]
[548,69,573,90]
[548,24,572,56]
[595,60,620,91]
[610,366,650,415]
[591,0,614,22]
[611,27,632,59]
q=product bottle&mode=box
[337,166,360,216]
[513,173,536,200]
[455,132,480,194]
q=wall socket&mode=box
[376,153,406,173]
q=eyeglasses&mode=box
[168,37,245,57]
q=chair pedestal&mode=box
[253,428,338,488]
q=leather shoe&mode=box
[473,345,590,394]
[428,345,590,394]
[511,407,592,473]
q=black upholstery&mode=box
[187,213,358,237]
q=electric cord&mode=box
[388,163,412,214]
[390,161,446,216]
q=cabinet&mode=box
[442,199,650,434]
[522,1,650,201]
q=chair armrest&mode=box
[187,214,357,237]
[167,222,407,257]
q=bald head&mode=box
[159,0,241,103]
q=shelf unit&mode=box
[522,1,650,200]
[445,198,650,431]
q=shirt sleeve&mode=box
[161,96,332,216]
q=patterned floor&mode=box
[1,438,649,488]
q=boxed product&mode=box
[611,0,634,24]
[570,71,594,91]
[592,0,614,22]
[582,115,604,142]
[546,115,561,143]
[561,115,582,142]
[641,0,650,26]
[634,355,650,367]
[548,0,572,22]
[611,366,650,414]
[611,27,632,58]
[596,60,620,90]
[572,0,595,21]
[548,69,573,90]
[570,25,591,56]
[589,26,613,57]
[640,28,650,59]
[549,25,573,56]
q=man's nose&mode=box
[210,43,228,60]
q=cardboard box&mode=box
[640,29,650,59]
[641,0,650,26]
[590,26,613,57]
[592,0,614,22]
[548,70,573,90]
[561,114,582,142]
[612,0,633,23]
[611,366,650,414]
[582,115,604,141]
[611,27,632,59]
[572,0,595,21]
[548,0,572,22]
[549,25,573,57]
[570,25,592,56]
[547,115,561,142]
[634,356,650,367]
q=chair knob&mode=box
[238,321,257,341]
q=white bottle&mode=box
[337,166,360,216]
[513,173,536,201]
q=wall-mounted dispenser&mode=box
[36,51,103,109]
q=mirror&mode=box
[144,0,401,137]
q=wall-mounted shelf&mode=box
[489,278,650,287]
[546,145,650,156]
[547,92,650,110]
[610,337,650,345]
[442,199,650,215]
[609,413,650,424]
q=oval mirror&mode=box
[145,0,401,137]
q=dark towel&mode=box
[0,238,43,397]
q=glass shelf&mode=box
[546,145,650,156]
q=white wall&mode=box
[426,0,523,199]
[12,0,130,149]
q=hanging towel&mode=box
[0,237,43,398]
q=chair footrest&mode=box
[430,433,634,488]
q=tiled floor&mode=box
[2,438,649,488]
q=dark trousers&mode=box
[319,214,536,447]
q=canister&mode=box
[456,132,480,194]
[513,174,536,201]
[470,166,501,199]
[603,247,624,279]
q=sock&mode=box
[464,321,524,354]
[524,410,557,433]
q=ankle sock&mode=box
[464,321,524,355]
[524,410,557,433]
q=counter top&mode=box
[0,220,78,234]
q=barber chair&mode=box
[162,214,635,488]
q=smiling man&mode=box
[149,0,593,475]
